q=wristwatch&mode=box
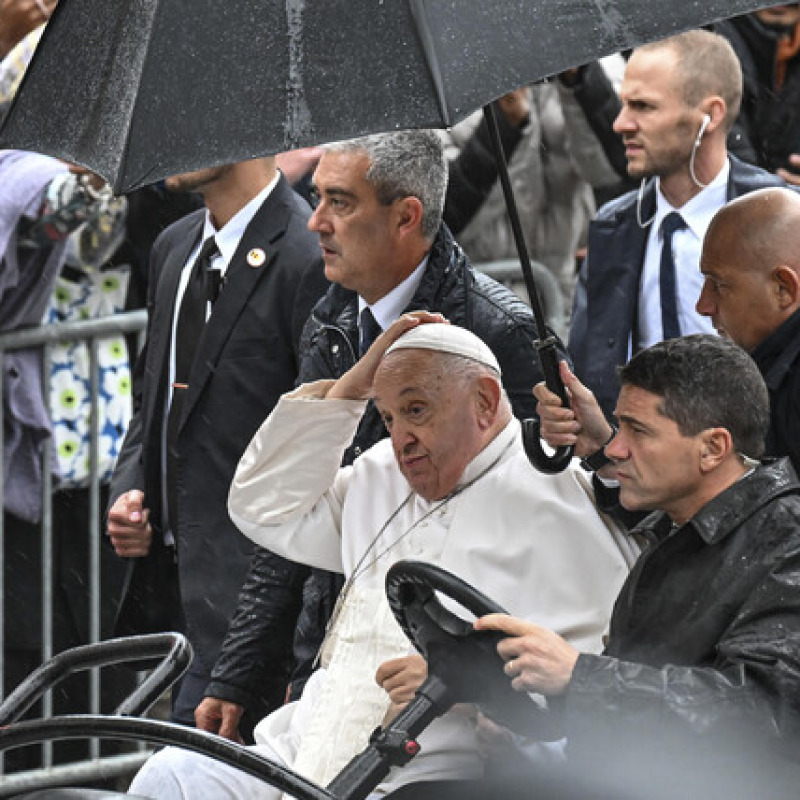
[580,425,618,472]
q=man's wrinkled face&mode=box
[373,350,486,501]
[697,237,780,352]
[613,48,698,181]
[756,5,800,29]
[605,385,704,524]
[308,151,405,305]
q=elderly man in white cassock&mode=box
[129,312,635,799]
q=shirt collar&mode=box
[653,158,730,240]
[357,256,429,332]
[661,461,786,546]
[454,417,519,492]
[201,171,280,267]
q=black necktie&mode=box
[359,307,382,356]
[166,236,218,532]
[659,211,686,341]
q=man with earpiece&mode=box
[569,28,785,420]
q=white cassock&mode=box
[131,381,636,800]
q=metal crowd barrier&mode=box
[0,310,148,795]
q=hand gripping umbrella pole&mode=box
[482,103,574,474]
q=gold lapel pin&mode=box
[247,248,266,267]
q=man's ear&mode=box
[772,265,800,311]
[394,196,424,237]
[474,376,502,429]
[698,427,734,473]
[700,97,726,135]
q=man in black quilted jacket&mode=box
[195,130,569,741]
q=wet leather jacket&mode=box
[564,458,800,796]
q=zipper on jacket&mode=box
[311,315,358,367]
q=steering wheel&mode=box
[385,560,564,740]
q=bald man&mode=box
[697,186,800,470]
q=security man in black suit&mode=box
[107,157,328,735]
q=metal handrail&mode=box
[0,309,148,788]
[0,310,147,350]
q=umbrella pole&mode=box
[482,103,573,473]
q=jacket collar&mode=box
[311,222,467,327]
[640,459,800,546]
[623,154,779,225]
[750,307,800,392]
[179,175,295,425]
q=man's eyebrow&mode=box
[313,185,358,201]
[373,386,425,407]
[616,413,648,429]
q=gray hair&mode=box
[618,335,768,458]
[324,130,447,240]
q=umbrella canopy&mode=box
[0,0,782,194]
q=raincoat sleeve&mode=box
[556,60,629,185]
[443,106,525,235]
[228,381,366,573]
[203,545,309,714]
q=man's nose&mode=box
[308,206,329,234]
[604,429,626,461]
[613,107,633,135]
[695,282,714,316]
[392,424,416,450]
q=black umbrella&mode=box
[0,0,779,193]
[1,0,778,472]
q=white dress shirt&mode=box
[357,256,428,336]
[637,161,727,350]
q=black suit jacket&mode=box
[110,176,328,690]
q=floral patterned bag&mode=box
[42,195,133,489]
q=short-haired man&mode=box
[196,130,565,741]
[395,335,800,798]
[697,186,800,471]
[129,316,630,799]
[570,29,784,418]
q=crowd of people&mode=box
[2,1,800,797]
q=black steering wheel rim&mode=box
[385,560,563,739]
[386,559,506,650]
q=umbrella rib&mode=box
[109,0,164,193]
[285,0,313,150]
[408,0,451,127]
[588,0,634,51]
